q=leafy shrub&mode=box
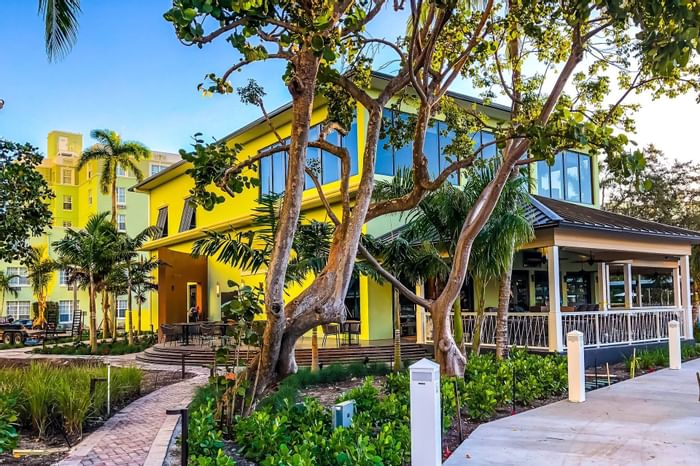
[24,363,55,438]
[190,449,237,466]
[189,400,225,458]
[0,388,19,453]
[54,371,92,437]
[32,336,156,355]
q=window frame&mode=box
[117,214,127,232]
[61,167,74,185]
[63,194,73,211]
[116,298,127,319]
[5,301,31,320]
[156,206,169,238]
[58,300,73,323]
[7,267,29,287]
[178,198,196,232]
[116,187,127,207]
[534,151,593,205]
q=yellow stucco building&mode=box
[134,74,699,355]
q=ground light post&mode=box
[567,331,585,403]
[409,358,441,466]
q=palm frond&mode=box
[38,0,81,62]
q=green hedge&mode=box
[32,335,156,356]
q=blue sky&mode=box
[0,0,293,154]
[0,1,697,161]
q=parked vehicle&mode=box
[0,321,29,345]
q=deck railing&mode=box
[560,307,685,348]
[424,307,686,351]
[425,312,550,350]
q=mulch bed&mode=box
[0,365,186,465]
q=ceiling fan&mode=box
[570,250,606,266]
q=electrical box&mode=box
[332,400,355,429]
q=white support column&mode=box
[567,331,586,402]
[636,274,643,307]
[546,246,563,352]
[415,281,426,344]
[673,262,682,309]
[623,263,633,309]
[597,262,608,311]
[680,255,693,338]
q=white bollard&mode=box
[567,331,585,402]
[409,358,441,466]
[668,320,681,370]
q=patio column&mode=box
[546,246,563,352]
[597,262,608,311]
[680,255,693,338]
[636,274,643,307]
[415,280,427,344]
[673,262,682,308]
[623,263,633,308]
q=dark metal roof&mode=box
[528,195,700,242]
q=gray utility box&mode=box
[332,400,355,429]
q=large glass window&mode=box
[5,301,30,320]
[7,267,29,287]
[59,300,73,323]
[344,278,360,320]
[564,272,592,307]
[260,119,359,196]
[117,299,127,319]
[535,151,593,204]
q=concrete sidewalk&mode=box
[444,358,700,466]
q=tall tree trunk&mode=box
[101,290,109,342]
[310,327,319,372]
[393,287,402,372]
[252,50,320,394]
[111,292,117,342]
[127,284,134,346]
[137,297,142,339]
[110,176,117,225]
[453,298,464,354]
[471,282,486,355]
[89,278,97,353]
[495,254,514,360]
[73,281,79,342]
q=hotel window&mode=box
[155,206,169,238]
[178,198,196,232]
[6,301,30,320]
[88,192,93,205]
[59,269,69,286]
[116,299,127,319]
[87,165,92,178]
[535,151,593,204]
[376,109,476,183]
[259,119,359,196]
[7,267,29,286]
[117,187,126,207]
[117,214,127,232]
[58,300,73,323]
[63,195,73,210]
[116,166,127,177]
[150,163,168,176]
[61,168,74,185]
[63,221,72,228]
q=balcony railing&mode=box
[424,307,686,351]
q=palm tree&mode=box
[132,257,158,338]
[463,162,533,356]
[78,129,150,224]
[53,212,118,352]
[0,271,19,317]
[38,0,81,62]
[26,246,56,328]
[114,226,159,345]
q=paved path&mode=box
[445,358,700,466]
[56,362,208,466]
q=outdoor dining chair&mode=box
[321,323,341,348]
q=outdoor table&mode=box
[176,322,201,346]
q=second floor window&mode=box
[156,206,169,238]
[117,299,127,318]
[178,198,196,232]
[7,267,29,286]
[61,168,74,185]
[116,166,127,177]
[535,151,593,204]
[117,214,127,232]
[59,269,69,286]
[117,187,126,206]
[150,163,168,176]
[63,195,73,210]
[259,119,359,196]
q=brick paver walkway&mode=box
[57,368,208,466]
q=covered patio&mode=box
[420,196,699,352]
